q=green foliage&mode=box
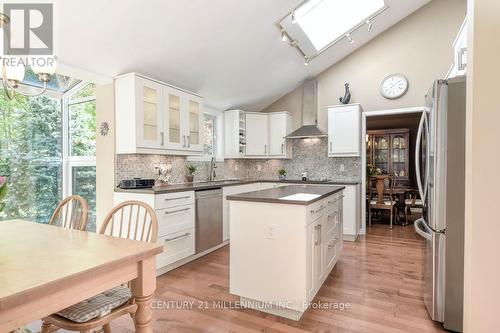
[0,84,96,229]
[278,168,286,176]
[186,164,197,175]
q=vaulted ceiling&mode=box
[54,0,430,111]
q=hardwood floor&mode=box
[28,224,444,333]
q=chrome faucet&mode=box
[209,156,217,182]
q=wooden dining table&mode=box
[0,220,163,333]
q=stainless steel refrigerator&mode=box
[414,76,465,332]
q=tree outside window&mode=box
[203,114,216,157]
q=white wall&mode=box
[463,0,500,331]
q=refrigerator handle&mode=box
[415,111,430,203]
[414,218,432,240]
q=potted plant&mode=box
[185,164,197,183]
[278,168,287,180]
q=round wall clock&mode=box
[380,74,409,99]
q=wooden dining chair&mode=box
[368,176,396,229]
[49,195,89,231]
[41,201,158,333]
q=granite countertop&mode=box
[226,184,345,205]
[114,179,359,194]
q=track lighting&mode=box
[291,12,296,24]
[281,30,287,42]
[346,33,354,44]
[366,19,373,31]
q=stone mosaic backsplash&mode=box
[116,138,361,185]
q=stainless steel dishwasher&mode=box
[195,188,223,254]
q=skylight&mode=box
[295,0,385,51]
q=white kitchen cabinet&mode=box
[224,110,292,159]
[327,104,361,157]
[230,190,343,320]
[115,73,203,155]
[269,112,292,157]
[447,18,467,78]
[341,184,360,241]
[114,191,196,275]
[224,110,246,158]
[245,113,269,156]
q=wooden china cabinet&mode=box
[367,128,410,186]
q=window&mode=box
[296,0,384,51]
[64,83,97,231]
[203,114,217,156]
[0,81,97,231]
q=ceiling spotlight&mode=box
[291,12,297,24]
[366,19,373,31]
[304,57,310,66]
[346,33,354,44]
[281,30,287,42]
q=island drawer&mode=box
[156,228,195,268]
[325,209,340,232]
[326,194,341,213]
[307,200,326,223]
[155,191,195,209]
[157,204,195,237]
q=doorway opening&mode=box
[361,107,424,238]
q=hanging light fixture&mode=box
[281,29,287,42]
[366,19,373,31]
[0,12,57,100]
[346,33,354,44]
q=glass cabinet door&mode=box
[188,99,200,147]
[138,78,162,148]
[391,134,407,179]
[373,134,389,173]
[167,93,181,145]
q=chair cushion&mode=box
[370,200,393,206]
[56,286,132,323]
[405,199,423,205]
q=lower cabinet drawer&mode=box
[155,191,194,210]
[325,209,340,232]
[156,228,195,268]
[325,236,338,270]
[157,204,194,237]
[307,201,326,223]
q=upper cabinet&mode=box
[327,104,361,157]
[224,110,292,159]
[245,113,269,156]
[115,73,204,155]
[447,18,467,78]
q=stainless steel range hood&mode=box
[285,79,327,139]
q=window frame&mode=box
[187,107,224,162]
[61,81,96,199]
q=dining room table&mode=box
[0,219,163,333]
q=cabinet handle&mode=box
[165,232,191,243]
[187,135,191,148]
[164,195,191,201]
[264,144,267,155]
[160,132,164,146]
[164,207,190,215]
[314,224,322,245]
[182,135,186,148]
[328,238,338,249]
[310,205,326,214]
[281,143,284,154]
[330,141,332,153]
[458,47,467,71]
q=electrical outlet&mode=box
[153,165,160,175]
[266,224,276,239]
[340,164,345,172]
[257,165,262,172]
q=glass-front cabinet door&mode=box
[391,133,408,180]
[372,134,389,174]
[186,95,203,151]
[136,78,163,149]
[164,86,183,150]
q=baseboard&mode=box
[343,234,358,242]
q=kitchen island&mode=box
[227,184,344,320]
